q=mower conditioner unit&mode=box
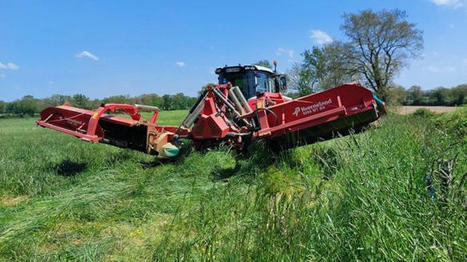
[38,64,385,158]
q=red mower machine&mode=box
[37,63,385,158]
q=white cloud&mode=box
[310,30,333,45]
[431,0,466,8]
[176,61,185,67]
[276,47,286,56]
[427,65,456,72]
[0,61,18,79]
[421,51,441,59]
[276,47,296,62]
[446,66,456,71]
[76,50,99,61]
[0,61,19,70]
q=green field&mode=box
[0,109,465,261]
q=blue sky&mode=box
[1,0,466,101]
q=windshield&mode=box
[219,73,244,89]
[218,70,274,98]
[219,72,255,98]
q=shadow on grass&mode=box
[54,160,87,177]
[140,158,177,168]
[210,141,284,181]
[211,163,242,181]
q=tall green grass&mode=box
[0,109,465,261]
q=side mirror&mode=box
[279,75,287,91]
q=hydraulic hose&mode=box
[253,107,280,127]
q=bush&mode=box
[433,107,467,139]
[412,108,435,118]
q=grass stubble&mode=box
[0,108,465,261]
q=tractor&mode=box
[38,62,385,158]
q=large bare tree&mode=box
[342,9,423,99]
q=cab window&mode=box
[255,72,270,93]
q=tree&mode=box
[300,47,326,94]
[137,94,162,106]
[102,95,130,105]
[254,60,272,69]
[19,95,38,116]
[430,87,451,106]
[45,94,72,107]
[451,84,467,105]
[72,94,90,109]
[319,41,358,89]
[387,85,407,105]
[172,93,188,109]
[341,9,423,100]
[6,101,19,115]
[286,63,303,96]
[5,95,38,116]
[291,43,357,96]
[407,85,423,105]
[161,95,173,110]
[0,101,6,114]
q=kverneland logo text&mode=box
[293,98,332,117]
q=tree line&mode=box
[388,84,466,106]
[0,93,198,117]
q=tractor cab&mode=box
[215,64,287,100]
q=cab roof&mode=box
[215,65,274,75]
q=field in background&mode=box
[0,109,465,261]
[142,110,188,126]
[395,106,457,114]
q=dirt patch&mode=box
[0,196,28,206]
[395,106,457,115]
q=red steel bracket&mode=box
[84,104,142,142]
